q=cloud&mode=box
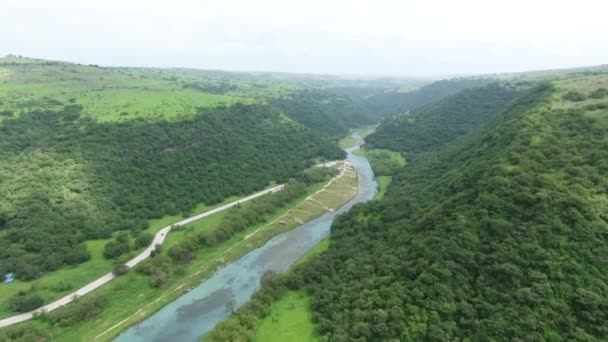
[1,0,607,75]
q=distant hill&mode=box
[0,57,400,137]
[367,82,521,154]
[362,77,497,116]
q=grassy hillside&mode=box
[305,72,608,340]
[0,58,257,122]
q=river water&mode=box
[114,139,376,342]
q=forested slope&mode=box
[363,77,496,117]
[0,57,381,281]
[271,89,374,137]
[305,74,608,340]
[0,103,342,280]
[367,83,520,154]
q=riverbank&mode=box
[232,157,390,342]
[0,162,358,341]
[204,129,383,342]
[0,193,250,321]
[111,161,358,342]
[337,125,376,149]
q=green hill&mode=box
[363,77,496,117]
[0,57,382,136]
[0,58,364,281]
[367,82,521,154]
[0,58,255,122]
[305,73,608,340]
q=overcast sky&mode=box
[1,0,607,76]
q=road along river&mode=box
[114,143,377,342]
[0,185,284,329]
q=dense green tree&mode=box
[367,82,520,154]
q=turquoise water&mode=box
[114,143,376,342]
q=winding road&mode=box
[0,184,285,329]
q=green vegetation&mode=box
[9,56,605,341]
[271,90,376,137]
[562,90,586,102]
[363,77,496,117]
[368,82,520,154]
[0,59,255,122]
[166,181,309,265]
[204,255,324,342]
[337,135,359,149]
[374,176,391,200]
[303,74,608,340]
[0,193,239,320]
[8,292,44,313]
[0,57,403,300]
[247,239,332,342]
[0,162,357,341]
[0,103,343,283]
[337,125,377,149]
[204,165,358,342]
[354,148,405,175]
[253,291,319,342]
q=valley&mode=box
[1,55,607,342]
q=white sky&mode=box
[1,0,607,76]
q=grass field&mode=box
[354,148,405,176]
[249,221,334,341]
[338,135,359,149]
[375,175,392,200]
[337,125,377,149]
[253,291,320,342]
[0,58,301,122]
[249,239,331,342]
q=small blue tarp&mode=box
[4,273,14,284]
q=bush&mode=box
[103,240,130,259]
[137,254,173,288]
[9,293,44,313]
[134,231,153,249]
[112,264,129,276]
[49,295,106,327]
[562,90,585,102]
[589,87,608,99]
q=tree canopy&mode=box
[0,103,342,280]
[305,78,608,340]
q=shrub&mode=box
[50,295,106,326]
[103,240,130,259]
[9,293,44,313]
[112,264,129,276]
[134,231,153,249]
[589,87,608,99]
[562,91,586,102]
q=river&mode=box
[114,137,377,342]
